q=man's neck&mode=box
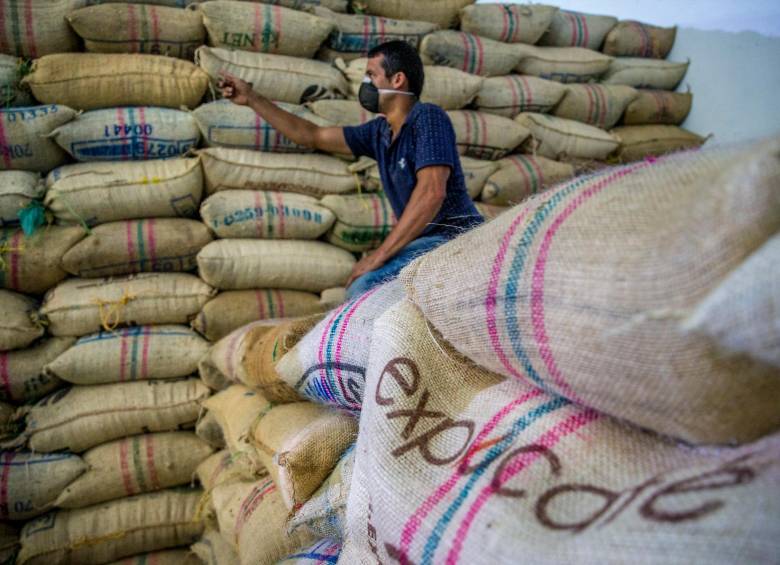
[384,96,417,140]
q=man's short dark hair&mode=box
[367,40,425,99]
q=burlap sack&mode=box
[275,279,406,412]
[611,125,706,162]
[196,449,263,493]
[190,528,239,565]
[212,478,315,563]
[307,99,376,127]
[340,300,780,564]
[447,110,530,160]
[0,54,33,107]
[197,239,356,292]
[45,325,208,385]
[106,549,200,565]
[342,58,484,110]
[313,7,436,62]
[400,138,780,444]
[200,148,356,197]
[287,446,354,540]
[193,99,330,153]
[18,489,203,565]
[420,31,522,77]
[67,4,204,59]
[0,522,18,564]
[195,411,225,449]
[623,89,693,126]
[514,45,613,83]
[22,379,209,453]
[358,0,473,29]
[0,226,85,294]
[0,451,85,520]
[0,105,76,172]
[459,156,498,199]
[474,201,509,221]
[24,53,208,111]
[196,46,348,105]
[201,1,333,58]
[278,539,342,564]
[538,9,618,50]
[474,75,566,118]
[553,83,638,129]
[40,273,215,337]
[683,233,780,369]
[62,219,213,278]
[0,400,15,439]
[201,190,335,240]
[481,154,576,206]
[603,21,677,59]
[203,385,271,463]
[191,289,325,342]
[244,0,348,12]
[0,337,73,404]
[50,107,200,162]
[205,316,323,401]
[0,0,84,58]
[0,289,42,351]
[515,112,620,160]
[321,193,396,252]
[0,172,44,225]
[603,57,689,90]
[460,3,557,44]
[84,0,201,5]
[56,432,213,509]
[251,401,357,510]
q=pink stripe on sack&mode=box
[145,434,161,489]
[253,3,262,52]
[0,354,12,402]
[255,290,267,319]
[581,13,590,47]
[473,35,485,76]
[459,32,470,73]
[274,289,285,318]
[127,4,139,52]
[140,325,151,380]
[445,408,600,564]
[150,6,161,45]
[23,0,36,58]
[529,163,649,401]
[119,328,130,382]
[333,287,378,406]
[119,439,135,495]
[145,218,157,269]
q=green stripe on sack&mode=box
[262,5,273,52]
[265,288,276,318]
[136,220,147,270]
[263,191,274,237]
[139,5,150,47]
[131,436,149,491]
[466,33,478,74]
[519,156,539,194]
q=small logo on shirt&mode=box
[398,158,407,170]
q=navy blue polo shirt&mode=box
[343,102,483,240]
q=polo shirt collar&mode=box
[380,101,422,148]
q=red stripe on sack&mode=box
[23,0,35,58]
[140,325,151,380]
[127,4,139,52]
[274,192,285,238]
[119,439,135,495]
[509,156,533,195]
[595,85,609,128]
[519,76,534,108]
[145,218,157,268]
[566,12,578,46]
[473,34,485,76]
[0,452,13,518]
[506,77,519,114]
[500,5,510,42]
[370,194,381,230]
[584,85,596,125]
[462,112,471,155]
[254,290,267,319]
[526,156,545,192]
[459,32,470,73]
[150,6,160,45]
[476,111,488,153]
[125,220,136,272]
[274,289,285,318]
[119,327,129,382]
[253,3,262,52]
[9,231,21,290]
[235,481,276,537]
[581,13,590,47]
[145,434,161,489]
[0,354,12,402]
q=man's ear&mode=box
[391,71,408,91]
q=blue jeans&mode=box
[345,235,449,300]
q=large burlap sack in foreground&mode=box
[213,478,315,564]
[0,451,85,520]
[0,105,76,172]
[0,289,42,351]
[321,193,396,252]
[516,112,620,160]
[401,138,780,445]
[0,53,33,107]
[603,57,689,90]
[420,31,521,77]
[62,219,213,278]
[447,110,530,160]
[460,3,557,44]
[197,239,355,292]
[603,21,677,59]
[56,432,214,509]
[201,190,335,240]
[67,3,205,59]
[192,289,325,342]
[538,9,618,49]
[201,1,333,58]
[193,99,330,152]
[474,75,566,118]
[276,279,406,412]
[553,83,638,129]
[44,158,203,225]
[21,379,209,453]
[45,325,208,385]
[18,489,203,565]
[50,107,200,162]
[23,54,209,110]
[278,539,342,564]
[611,125,706,162]
[190,528,239,565]
[0,226,85,294]
[683,233,780,369]
[41,273,214,337]
[196,46,348,105]
[200,147,356,197]
[251,401,357,510]
[0,0,84,58]
[359,0,473,29]
[314,8,436,62]
[514,45,613,83]
[340,300,780,564]
[623,89,693,125]
[0,337,73,404]
[0,171,43,225]
[481,154,575,206]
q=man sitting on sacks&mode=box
[219,40,483,299]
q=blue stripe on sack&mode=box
[75,328,194,345]
[320,297,361,406]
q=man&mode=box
[219,40,483,299]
